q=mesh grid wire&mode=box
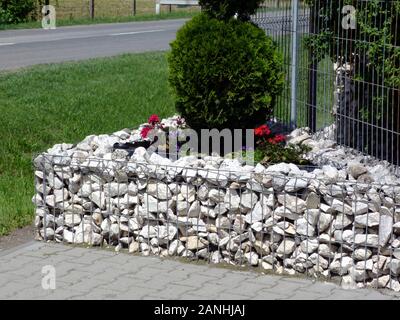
[252,0,400,166]
[33,153,400,290]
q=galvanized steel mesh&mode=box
[252,0,400,166]
[33,154,400,291]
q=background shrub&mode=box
[0,0,36,24]
[199,0,264,21]
[168,13,284,131]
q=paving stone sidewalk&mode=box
[0,241,398,300]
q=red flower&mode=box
[268,134,286,145]
[274,134,286,143]
[267,137,277,145]
[254,125,271,138]
[148,114,160,125]
[140,127,153,139]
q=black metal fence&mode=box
[252,0,400,166]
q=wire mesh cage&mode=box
[33,152,400,291]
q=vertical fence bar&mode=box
[42,157,48,241]
[133,0,137,16]
[308,2,317,132]
[290,0,299,129]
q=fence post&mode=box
[133,0,137,15]
[308,2,317,132]
[290,0,299,129]
[156,0,160,14]
[89,0,95,19]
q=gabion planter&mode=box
[33,128,400,292]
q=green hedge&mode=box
[0,0,38,24]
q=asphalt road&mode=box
[0,19,186,71]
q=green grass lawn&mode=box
[0,12,197,31]
[50,0,200,19]
[0,52,175,236]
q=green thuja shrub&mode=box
[168,13,284,131]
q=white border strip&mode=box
[110,29,165,36]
